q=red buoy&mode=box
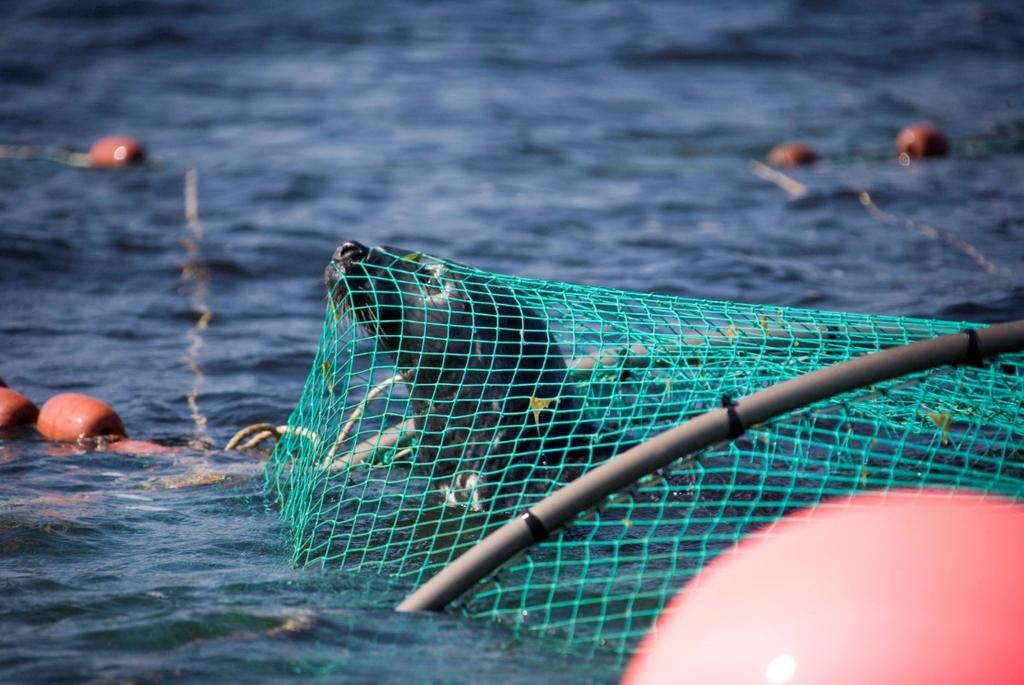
[37,393,126,441]
[88,136,146,168]
[767,142,819,167]
[0,387,39,428]
[624,490,1024,685]
[895,123,949,162]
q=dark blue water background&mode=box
[1,1,1022,681]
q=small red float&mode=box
[107,438,177,455]
[623,490,1024,685]
[37,393,126,441]
[88,136,146,168]
[895,123,949,162]
[767,141,819,167]
[0,387,39,428]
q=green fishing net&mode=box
[265,245,1024,658]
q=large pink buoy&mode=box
[88,136,146,168]
[36,393,126,441]
[0,387,39,428]
[623,490,1024,685]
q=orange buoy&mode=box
[88,136,146,168]
[0,387,39,428]
[767,141,819,167]
[895,123,949,162]
[37,393,126,441]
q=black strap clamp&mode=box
[520,510,550,543]
[962,329,985,368]
[721,394,746,440]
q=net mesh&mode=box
[265,244,1024,658]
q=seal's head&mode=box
[325,240,472,383]
[324,240,592,510]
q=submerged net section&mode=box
[265,246,1024,658]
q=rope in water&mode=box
[182,169,214,448]
[855,189,1006,278]
[749,159,1011,281]
[223,373,413,468]
[223,423,321,451]
[0,144,91,167]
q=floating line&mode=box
[749,159,1010,280]
[182,168,212,447]
[0,144,90,167]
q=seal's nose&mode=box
[332,240,367,266]
[325,240,369,294]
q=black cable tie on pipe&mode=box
[720,394,746,440]
[520,510,550,543]
[962,329,985,368]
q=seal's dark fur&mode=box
[326,241,593,510]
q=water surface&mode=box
[1,1,1022,681]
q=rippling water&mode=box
[1,0,1022,681]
